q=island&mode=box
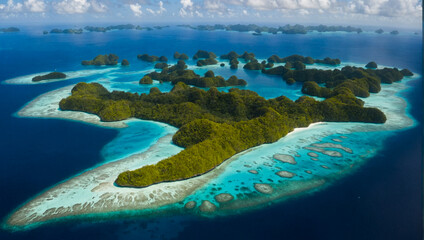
[220,51,255,69]
[121,59,130,66]
[179,24,362,35]
[0,27,20,33]
[375,29,384,34]
[84,24,169,33]
[365,61,377,68]
[147,60,247,87]
[137,54,167,63]
[266,54,340,65]
[59,75,386,188]
[174,52,189,60]
[139,76,153,84]
[81,54,119,66]
[32,72,67,82]
[49,28,83,34]
[390,30,399,35]
[57,52,407,188]
[264,65,411,98]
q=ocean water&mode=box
[0,25,422,239]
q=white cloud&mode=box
[91,0,107,13]
[54,0,91,14]
[181,0,194,9]
[179,7,189,16]
[129,3,142,16]
[195,10,203,17]
[24,0,46,12]
[148,1,166,15]
[158,1,166,14]
[0,0,23,12]
[179,0,194,17]
[346,0,422,18]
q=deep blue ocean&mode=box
[0,25,422,239]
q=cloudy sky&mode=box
[0,0,422,28]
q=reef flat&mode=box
[4,60,418,229]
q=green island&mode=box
[365,61,377,68]
[84,24,167,32]
[147,60,247,87]
[32,72,67,82]
[49,28,83,34]
[58,53,413,188]
[192,50,218,66]
[267,54,340,65]
[375,29,384,34]
[121,59,130,66]
[81,54,119,66]
[174,52,189,60]
[179,24,362,34]
[0,27,20,33]
[137,54,168,63]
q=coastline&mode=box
[16,85,128,129]
[4,66,420,229]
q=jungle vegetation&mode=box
[32,72,67,82]
[63,52,413,188]
[147,60,247,87]
[60,77,387,187]
[81,54,119,66]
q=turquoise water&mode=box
[0,26,421,239]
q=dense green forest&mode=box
[63,53,413,188]
[60,81,386,187]
[146,60,247,87]
[32,72,66,82]
[81,54,119,66]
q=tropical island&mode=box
[49,28,83,34]
[42,25,171,35]
[375,28,384,34]
[0,27,20,33]
[81,54,119,66]
[179,24,363,34]
[137,54,168,62]
[32,72,67,82]
[84,24,166,32]
[146,60,247,87]
[58,53,413,188]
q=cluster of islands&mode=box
[3,45,417,228]
[0,25,415,36]
[177,24,407,36]
[40,49,412,188]
[42,24,169,35]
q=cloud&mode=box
[179,0,194,17]
[147,1,166,15]
[181,0,194,9]
[54,0,91,14]
[346,0,422,18]
[195,10,203,17]
[158,1,166,14]
[24,0,46,12]
[0,0,23,13]
[199,0,421,23]
[91,0,107,13]
[179,7,189,17]
[129,3,142,16]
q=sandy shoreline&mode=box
[4,69,420,229]
[17,85,128,128]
